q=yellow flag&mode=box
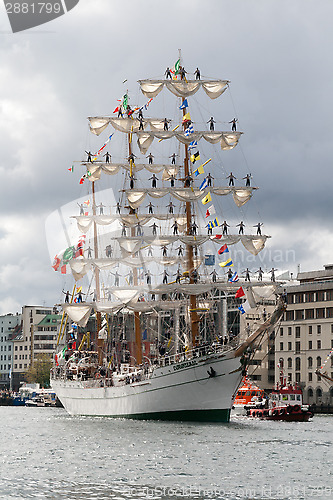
[201,192,212,205]
[182,112,191,123]
[76,286,82,293]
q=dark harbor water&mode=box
[0,407,332,500]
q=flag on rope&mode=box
[208,218,219,229]
[68,166,74,172]
[201,192,212,205]
[194,164,205,177]
[219,258,233,267]
[83,199,90,206]
[205,204,215,218]
[188,140,198,150]
[179,99,188,109]
[122,94,128,110]
[190,151,200,164]
[218,244,229,255]
[173,58,180,76]
[235,287,245,298]
[199,178,208,190]
[229,272,239,282]
[184,124,194,136]
[182,112,191,124]
[238,300,251,314]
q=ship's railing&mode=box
[154,343,233,369]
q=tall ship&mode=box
[50,56,286,422]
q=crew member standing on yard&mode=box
[149,174,158,188]
[207,117,216,131]
[206,173,214,187]
[243,174,251,186]
[103,152,111,163]
[226,172,237,186]
[236,221,245,235]
[194,67,201,80]
[85,151,93,163]
[147,202,154,214]
[221,220,230,235]
[165,67,172,79]
[146,153,154,164]
[229,118,238,131]
[253,222,263,235]
[169,153,177,164]
[163,118,170,131]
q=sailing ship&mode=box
[51,57,286,422]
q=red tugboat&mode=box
[246,369,313,422]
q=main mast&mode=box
[128,127,142,365]
[92,180,103,363]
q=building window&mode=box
[317,373,322,382]
[316,309,325,319]
[308,388,313,398]
[309,341,313,350]
[280,342,283,351]
[295,310,304,320]
[317,325,321,334]
[317,340,321,349]
[308,357,313,368]
[295,342,300,353]
[280,328,283,336]
[305,309,314,320]
[295,357,301,371]
[286,311,294,321]
[317,291,325,302]
[316,356,321,367]
[288,373,292,382]
[288,342,292,351]
[305,292,315,302]
[295,373,300,383]
[308,372,312,382]
[288,327,292,336]
[295,327,301,338]
[15,346,17,351]
[295,293,303,304]
[287,357,292,369]
[327,308,333,319]
[308,325,312,335]
[326,291,333,301]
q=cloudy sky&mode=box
[0,0,332,314]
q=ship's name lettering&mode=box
[173,360,198,371]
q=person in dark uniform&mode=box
[253,223,263,235]
[191,222,198,235]
[244,268,251,282]
[210,270,217,283]
[172,220,179,235]
[229,118,238,131]
[270,268,277,282]
[165,67,172,79]
[236,221,245,235]
[121,223,127,236]
[105,245,113,258]
[146,153,154,164]
[129,174,136,189]
[146,202,154,214]
[207,117,216,131]
[128,153,137,164]
[167,201,175,214]
[150,222,158,235]
[138,116,144,130]
[226,172,237,186]
[175,268,182,284]
[77,203,85,215]
[206,173,214,187]
[136,222,143,236]
[98,203,105,215]
[221,220,230,235]
[146,271,152,285]
[184,174,193,187]
[194,67,201,80]
[85,151,93,163]
[180,66,187,80]
[116,202,121,214]
[256,267,264,281]
[163,118,170,131]
[63,290,70,303]
[103,152,111,163]
[86,246,93,258]
[149,174,158,188]
[118,107,123,118]
[162,245,168,257]
[163,270,169,284]
[176,245,183,256]
[243,174,251,186]
[227,268,233,280]
[169,174,176,187]
[169,153,177,165]
[192,269,198,284]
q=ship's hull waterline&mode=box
[51,351,243,422]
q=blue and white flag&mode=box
[199,178,208,190]
[238,300,250,314]
[188,140,198,150]
[184,124,194,136]
[228,272,239,282]
[179,99,188,109]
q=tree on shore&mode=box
[25,354,52,387]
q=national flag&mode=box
[204,255,215,266]
[182,112,191,124]
[184,124,194,136]
[228,272,239,282]
[190,151,200,164]
[122,93,128,110]
[199,178,208,191]
[113,106,120,114]
[52,255,61,271]
[238,300,251,314]
[218,244,229,255]
[202,192,212,205]
[205,205,215,218]
[61,265,67,274]
[194,165,205,177]
[76,286,82,293]
[219,258,233,267]
[79,176,85,185]
[173,58,180,76]
[188,140,198,150]
[235,287,245,298]
[84,199,90,206]
[68,166,74,172]
[179,99,188,109]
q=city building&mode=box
[0,313,21,389]
[276,265,333,405]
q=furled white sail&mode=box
[63,304,92,327]
[138,80,229,99]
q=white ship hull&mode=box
[51,350,243,422]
